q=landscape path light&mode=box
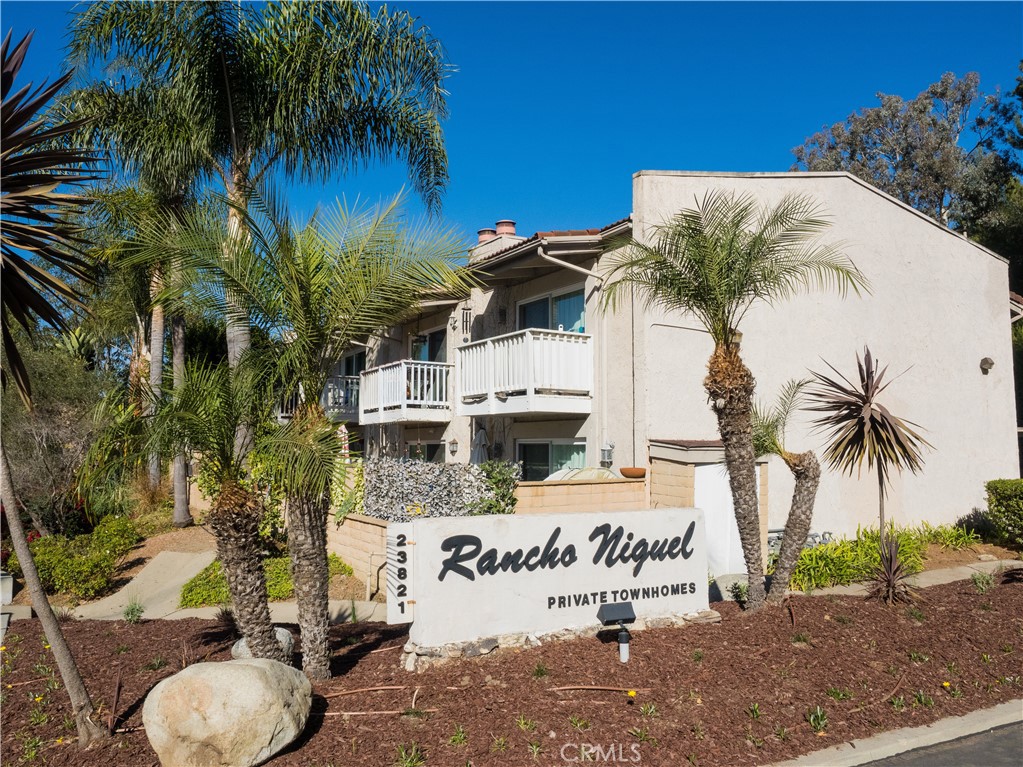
[597,601,636,663]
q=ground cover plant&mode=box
[770,523,982,592]
[179,554,353,608]
[2,575,1020,766]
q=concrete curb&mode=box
[767,699,1023,767]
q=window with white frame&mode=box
[517,286,585,333]
[341,350,366,376]
[516,439,586,481]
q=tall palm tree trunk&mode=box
[147,264,165,488]
[767,451,821,604]
[286,493,331,679]
[207,481,288,664]
[1,445,108,747]
[171,313,192,527]
[224,174,253,462]
[705,344,766,610]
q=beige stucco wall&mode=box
[650,459,696,507]
[513,478,646,514]
[630,171,1018,536]
[326,513,388,597]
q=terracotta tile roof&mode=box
[471,216,631,265]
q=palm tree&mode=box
[152,362,289,661]
[805,347,931,603]
[1,31,108,747]
[155,191,476,678]
[751,380,822,603]
[68,0,452,452]
[602,191,867,610]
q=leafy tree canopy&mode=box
[792,68,1022,240]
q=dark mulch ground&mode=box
[2,576,1021,767]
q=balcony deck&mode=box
[359,360,453,425]
[456,328,593,417]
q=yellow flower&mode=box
[56,737,64,745]
[42,643,50,650]
[0,646,5,652]
[627,690,637,698]
[34,695,43,702]
[942,681,951,688]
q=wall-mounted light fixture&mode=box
[449,438,459,455]
[980,357,995,375]
[449,314,458,331]
[600,442,614,467]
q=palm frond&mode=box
[752,378,811,458]
[601,192,869,346]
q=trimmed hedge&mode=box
[179,554,354,608]
[985,479,1023,548]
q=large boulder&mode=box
[143,658,312,767]
[231,627,294,660]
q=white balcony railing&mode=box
[457,328,593,416]
[276,375,361,423]
[322,375,360,421]
[359,360,453,425]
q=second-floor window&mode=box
[517,287,585,333]
[343,351,366,376]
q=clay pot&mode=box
[620,467,646,479]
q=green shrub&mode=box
[469,461,521,516]
[917,522,980,550]
[8,522,132,601]
[788,527,926,592]
[179,554,354,608]
[985,480,1023,548]
[90,515,141,559]
[332,461,365,524]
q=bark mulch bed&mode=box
[2,576,1021,766]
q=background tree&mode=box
[602,192,867,610]
[752,380,821,604]
[805,347,931,604]
[792,70,1021,235]
[0,30,107,747]
[1,334,112,536]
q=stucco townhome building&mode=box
[315,170,1018,577]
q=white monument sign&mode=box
[387,508,707,647]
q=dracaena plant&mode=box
[805,347,931,604]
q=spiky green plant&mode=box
[806,347,931,604]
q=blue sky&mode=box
[3,1,1021,245]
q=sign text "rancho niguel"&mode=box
[437,521,697,582]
